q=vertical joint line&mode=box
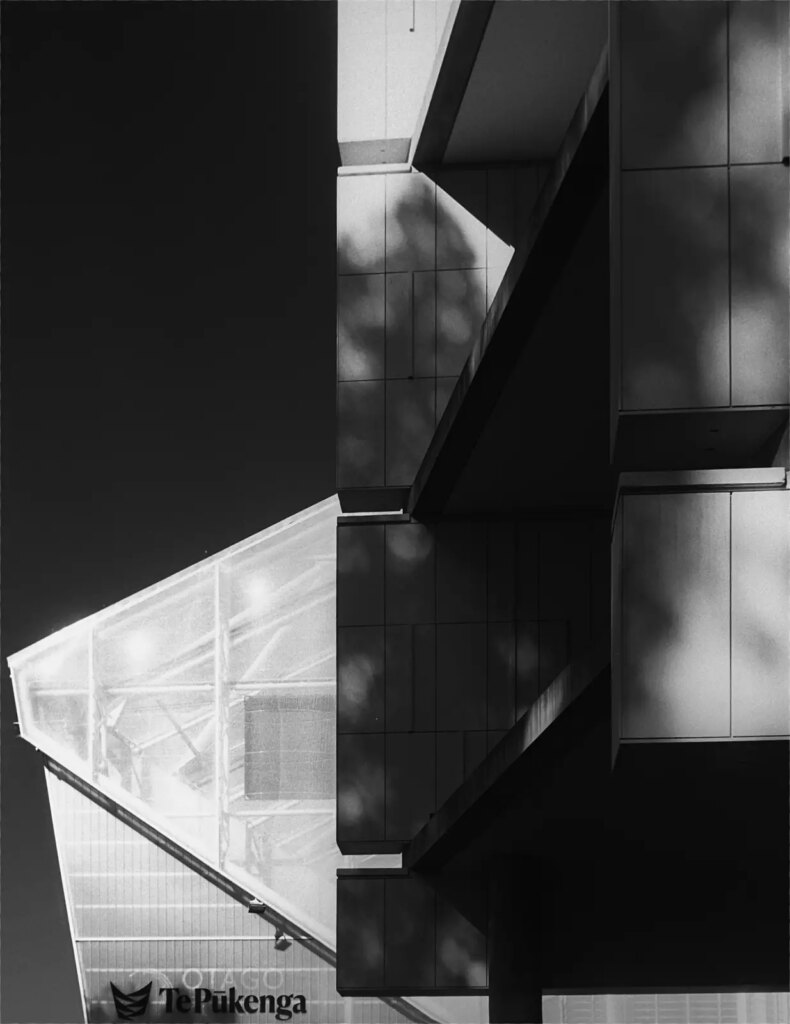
[410,623,416,733]
[410,272,416,379]
[87,625,96,782]
[726,3,733,409]
[729,492,733,738]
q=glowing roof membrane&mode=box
[10,496,364,946]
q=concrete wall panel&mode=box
[539,620,570,692]
[338,626,385,733]
[539,523,592,656]
[413,271,437,378]
[621,168,730,410]
[436,898,488,989]
[386,623,436,732]
[731,164,790,407]
[437,522,486,622]
[338,274,386,381]
[337,876,385,990]
[385,522,435,624]
[385,378,435,487]
[386,172,436,274]
[487,522,516,622]
[621,492,731,739]
[488,620,516,731]
[384,874,436,988]
[729,1,787,164]
[337,175,386,274]
[516,620,541,719]
[337,523,385,626]
[436,376,456,426]
[516,524,539,620]
[620,2,728,170]
[731,490,790,737]
[337,380,385,489]
[437,623,487,731]
[337,733,386,842]
[436,731,464,808]
[436,268,487,376]
[386,733,435,841]
[436,170,487,270]
[385,272,414,380]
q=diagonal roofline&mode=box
[8,494,340,666]
[43,755,438,1024]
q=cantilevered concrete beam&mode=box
[409,0,494,168]
[408,48,609,519]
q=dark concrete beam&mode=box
[404,641,610,873]
[409,0,494,169]
[408,47,609,520]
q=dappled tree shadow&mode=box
[619,2,788,415]
[337,166,547,496]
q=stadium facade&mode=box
[9,3,790,1024]
[334,2,790,1023]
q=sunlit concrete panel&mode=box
[337,0,452,153]
[385,273,415,380]
[337,523,385,627]
[620,492,731,739]
[731,490,790,737]
[337,626,385,734]
[384,1,444,143]
[337,1,386,145]
[385,378,436,487]
[386,733,436,842]
[385,271,438,381]
[729,1,788,165]
[437,623,487,732]
[731,164,790,407]
[337,380,386,489]
[436,171,487,271]
[337,733,386,843]
[337,175,386,274]
[436,268,486,377]
[621,168,730,410]
[386,172,436,274]
[385,523,435,625]
[413,271,437,378]
[338,273,386,381]
[619,2,728,170]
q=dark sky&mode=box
[1,3,337,1020]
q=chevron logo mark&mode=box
[110,981,152,1020]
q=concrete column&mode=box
[488,856,543,1023]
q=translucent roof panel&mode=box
[10,496,488,1024]
[9,497,357,947]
